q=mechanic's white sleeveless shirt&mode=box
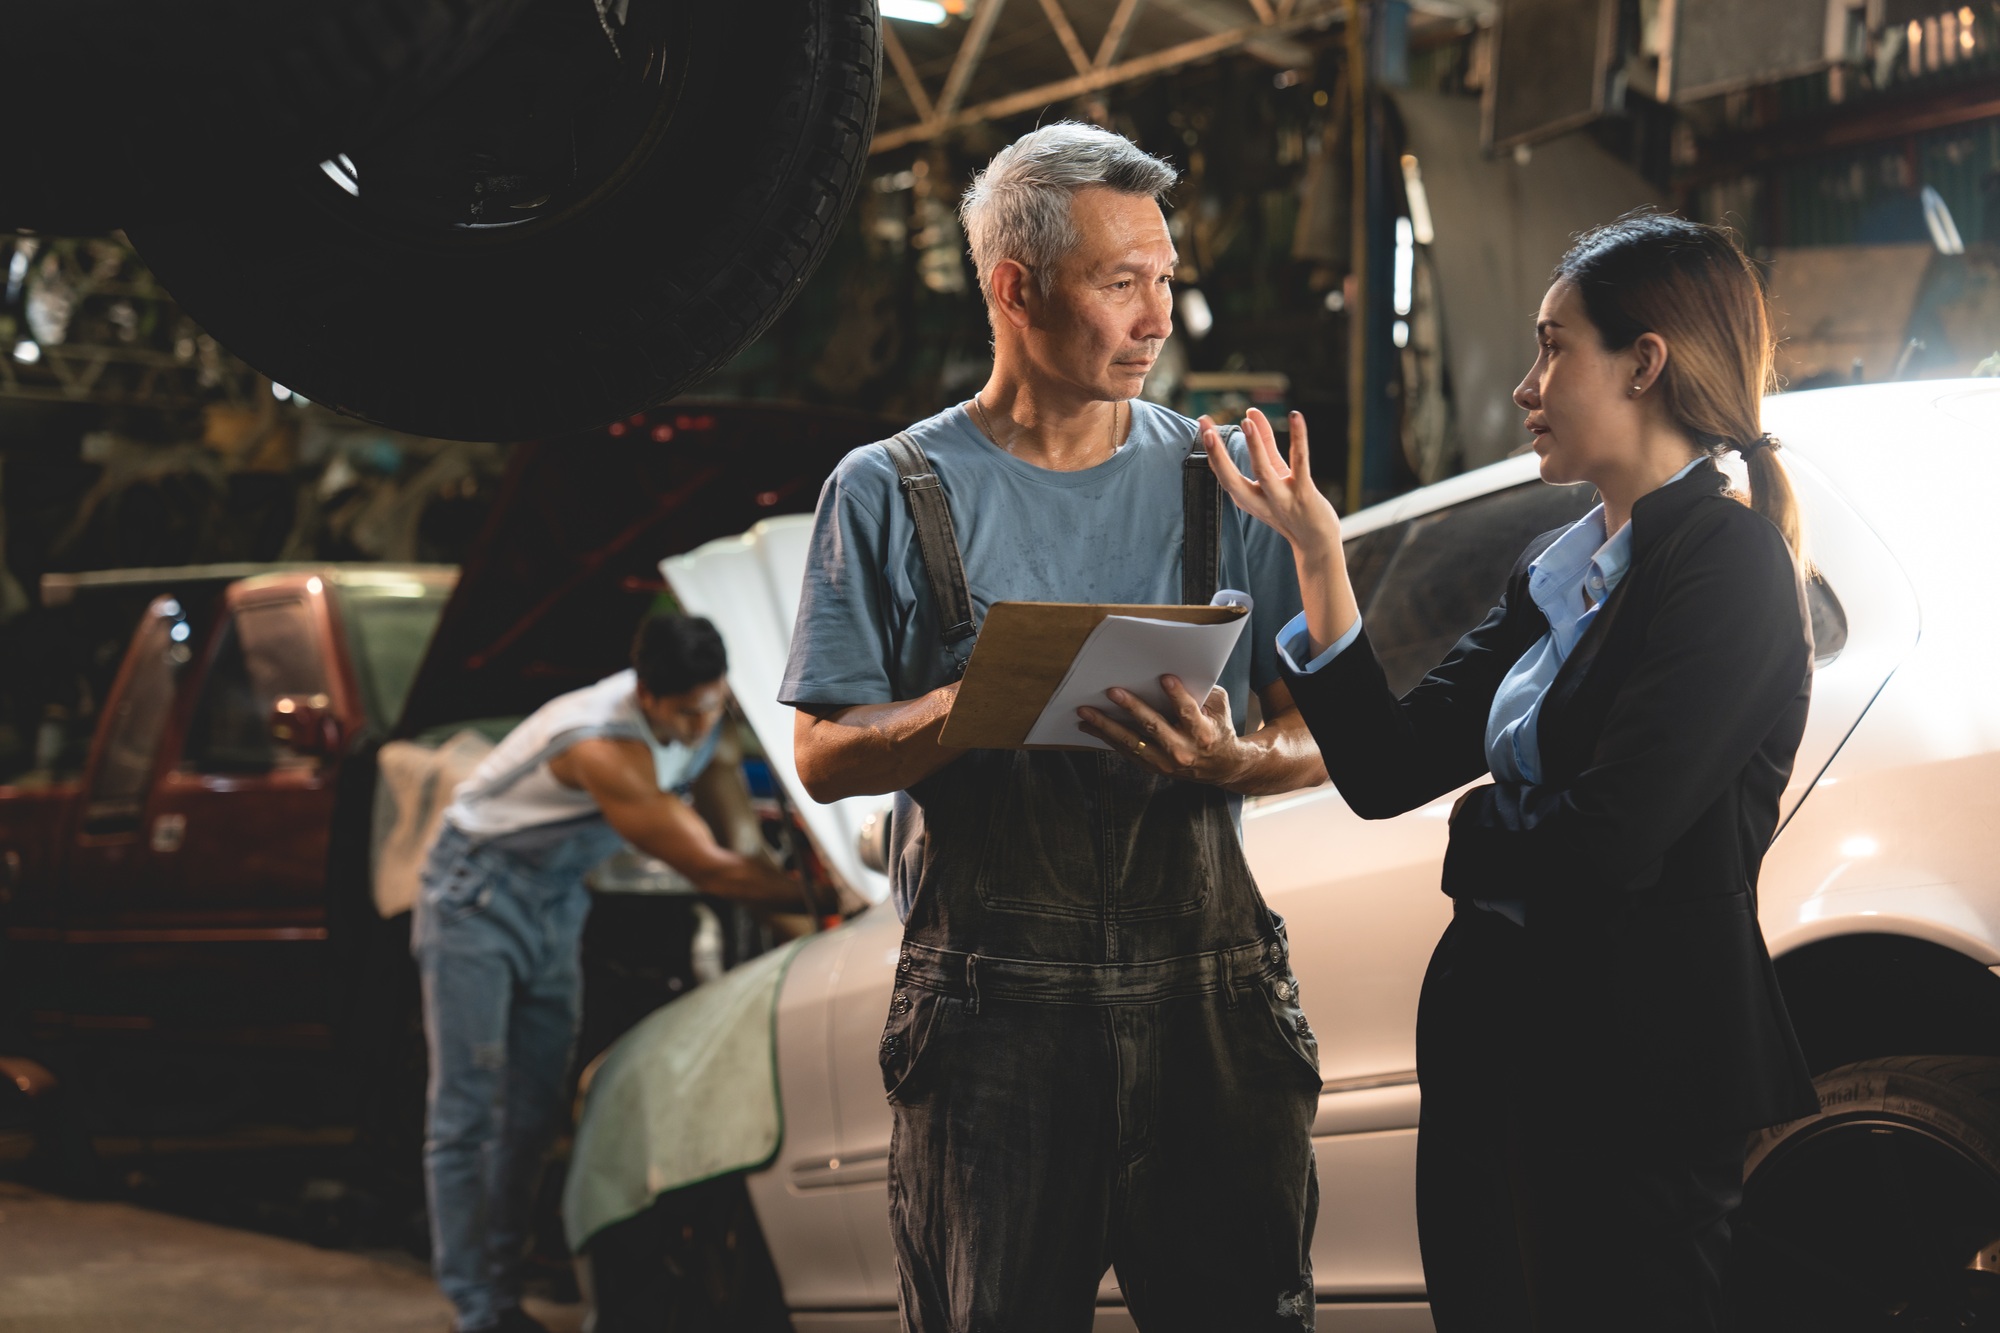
[443,669,703,839]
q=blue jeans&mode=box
[413,822,605,1331]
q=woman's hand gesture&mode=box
[1203,408,1343,562]
[1207,407,1362,662]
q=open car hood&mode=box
[395,400,896,741]
[662,517,891,906]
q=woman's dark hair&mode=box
[631,613,727,696]
[1555,210,1806,564]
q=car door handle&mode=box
[150,813,187,853]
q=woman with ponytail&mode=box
[1206,211,1820,1331]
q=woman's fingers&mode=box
[1202,419,1267,512]
[1287,410,1314,491]
[1240,407,1291,485]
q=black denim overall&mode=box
[877,432,1321,1333]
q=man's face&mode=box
[636,678,728,747]
[1019,187,1176,402]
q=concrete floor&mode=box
[0,1181,584,1333]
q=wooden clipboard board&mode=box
[939,601,1249,750]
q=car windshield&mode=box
[338,581,451,731]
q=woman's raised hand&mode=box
[1202,408,1343,561]
[1206,407,1362,661]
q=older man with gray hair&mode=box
[783,122,1328,1331]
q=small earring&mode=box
[1628,383,1643,397]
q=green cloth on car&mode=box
[562,936,806,1252]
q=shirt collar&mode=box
[1528,456,1707,628]
[1527,504,1610,622]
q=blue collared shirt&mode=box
[1276,460,1704,925]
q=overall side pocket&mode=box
[880,985,956,1107]
[1255,970,1325,1097]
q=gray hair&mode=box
[959,122,1177,301]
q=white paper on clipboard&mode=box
[1023,590,1252,749]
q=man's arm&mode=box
[550,738,823,911]
[1078,676,1327,796]
[793,683,965,803]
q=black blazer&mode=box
[1285,461,1820,1131]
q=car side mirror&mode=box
[270,693,343,759]
[856,805,891,875]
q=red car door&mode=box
[62,578,360,1045]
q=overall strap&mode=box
[884,431,977,676]
[1183,426,1223,604]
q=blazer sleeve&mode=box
[1443,506,1811,907]
[1281,540,1550,820]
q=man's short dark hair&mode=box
[631,614,727,696]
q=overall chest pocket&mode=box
[971,751,1220,920]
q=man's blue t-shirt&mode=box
[779,399,1305,920]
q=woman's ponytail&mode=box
[1736,433,1808,574]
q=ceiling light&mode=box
[318,155,360,197]
[1922,185,1965,256]
[1393,216,1415,316]
[11,340,39,364]
[881,0,949,23]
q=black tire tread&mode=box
[120,0,883,439]
[7,0,531,229]
[1827,1053,2000,1106]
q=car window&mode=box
[83,597,189,831]
[1361,482,1599,696]
[1341,525,1406,615]
[338,585,449,731]
[184,600,329,773]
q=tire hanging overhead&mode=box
[13,0,882,442]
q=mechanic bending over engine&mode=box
[786,123,1329,1332]
[413,613,822,1333]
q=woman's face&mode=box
[1513,279,1644,488]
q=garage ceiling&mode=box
[874,0,1349,152]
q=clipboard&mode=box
[940,601,1249,750]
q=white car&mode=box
[580,380,2000,1333]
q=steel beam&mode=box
[934,0,1012,125]
[1038,0,1095,74]
[882,22,937,122]
[871,1,1338,152]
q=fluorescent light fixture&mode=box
[1177,288,1214,340]
[1393,216,1414,316]
[881,0,949,22]
[11,340,39,364]
[318,154,361,197]
[1922,185,1965,255]
[1399,154,1435,245]
[1392,319,1410,348]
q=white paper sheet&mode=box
[1023,591,1253,749]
